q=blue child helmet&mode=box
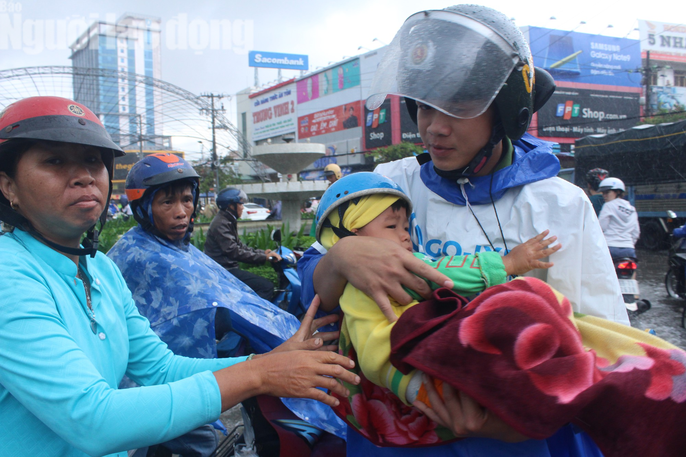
[315,172,412,243]
[216,187,248,211]
[125,153,200,234]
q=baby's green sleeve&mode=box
[405,251,507,300]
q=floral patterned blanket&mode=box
[332,277,686,456]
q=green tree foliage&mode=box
[96,217,137,253]
[193,155,241,196]
[643,105,686,125]
[369,142,425,164]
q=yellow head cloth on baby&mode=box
[320,194,401,250]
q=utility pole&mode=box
[645,51,652,118]
[137,113,143,160]
[200,93,229,195]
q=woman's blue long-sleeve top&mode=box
[0,229,246,457]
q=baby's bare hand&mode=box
[502,230,561,276]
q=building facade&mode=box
[70,14,163,150]
[639,20,686,115]
[237,18,683,179]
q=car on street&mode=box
[241,202,271,221]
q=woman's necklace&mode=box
[77,266,98,334]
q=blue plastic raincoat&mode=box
[108,226,346,437]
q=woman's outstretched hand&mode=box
[248,350,359,408]
[270,295,339,354]
[213,295,359,411]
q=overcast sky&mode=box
[3,0,682,100]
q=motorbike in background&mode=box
[665,211,686,328]
[614,257,651,316]
[270,229,306,318]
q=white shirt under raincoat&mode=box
[376,134,629,326]
[598,198,640,248]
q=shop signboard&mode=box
[651,86,686,112]
[399,98,422,144]
[251,83,297,142]
[364,98,392,149]
[248,51,308,70]
[639,20,686,62]
[298,101,363,139]
[296,59,361,103]
[537,88,640,138]
[525,27,641,87]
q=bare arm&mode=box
[313,236,453,322]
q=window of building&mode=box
[675,71,686,87]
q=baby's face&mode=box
[354,206,412,252]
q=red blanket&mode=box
[389,277,686,457]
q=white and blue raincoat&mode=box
[299,133,623,456]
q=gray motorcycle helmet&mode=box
[367,4,555,141]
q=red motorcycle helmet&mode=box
[0,96,125,256]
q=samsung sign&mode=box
[249,51,309,70]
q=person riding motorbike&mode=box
[598,177,640,260]
[204,187,282,300]
[310,164,343,237]
[586,168,609,216]
[107,154,349,449]
[323,163,342,184]
[300,5,626,456]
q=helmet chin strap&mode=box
[432,117,506,181]
[1,183,113,258]
[30,222,101,258]
[2,206,104,258]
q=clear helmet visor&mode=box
[366,10,520,119]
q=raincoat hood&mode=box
[420,133,560,205]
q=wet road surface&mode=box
[630,248,686,349]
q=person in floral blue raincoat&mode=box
[107,153,347,447]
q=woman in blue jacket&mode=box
[0,96,358,457]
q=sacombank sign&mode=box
[249,51,309,70]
